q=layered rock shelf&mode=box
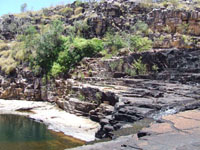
[69,109,200,150]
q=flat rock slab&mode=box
[70,109,200,150]
[0,99,100,142]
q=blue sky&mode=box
[0,0,75,16]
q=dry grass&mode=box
[0,43,9,51]
[74,7,83,15]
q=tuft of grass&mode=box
[74,7,83,15]
[0,56,17,74]
[0,43,9,51]
[0,50,12,58]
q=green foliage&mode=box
[132,57,147,75]
[51,62,63,77]
[109,59,124,72]
[152,64,159,72]
[103,32,126,57]
[131,21,149,35]
[32,20,64,75]
[73,20,89,37]
[65,26,76,41]
[129,35,152,52]
[95,92,102,102]
[21,20,64,76]
[51,37,103,77]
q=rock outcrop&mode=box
[69,109,200,150]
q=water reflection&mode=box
[0,114,84,150]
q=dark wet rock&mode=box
[69,110,200,150]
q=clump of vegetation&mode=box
[74,7,83,15]
[51,37,103,77]
[103,31,126,55]
[0,42,20,74]
[59,7,73,16]
[73,20,89,37]
[129,35,152,52]
[132,57,147,75]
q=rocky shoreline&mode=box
[69,109,200,150]
[0,99,100,142]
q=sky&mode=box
[0,0,75,16]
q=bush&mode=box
[73,20,89,37]
[131,20,149,35]
[32,20,64,75]
[103,32,126,56]
[129,35,152,52]
[51,37,103,77]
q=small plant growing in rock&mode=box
[109,61,119,72]
[152,64,159,73]
[79,93,86,101]
[177,23,189,34]
[132,57,147,75]
[95,92,102,101]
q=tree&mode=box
[21,3,27,12]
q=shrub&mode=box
[32,20,64,75]
[131,20,149,35]
[73,20,89,37]
[51,62,64,77]
[51,37,103,77]
[129,35,152,52]
[103,32,126,54]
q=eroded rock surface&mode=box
[69,109,200,150]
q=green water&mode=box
[0,114,84,150]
